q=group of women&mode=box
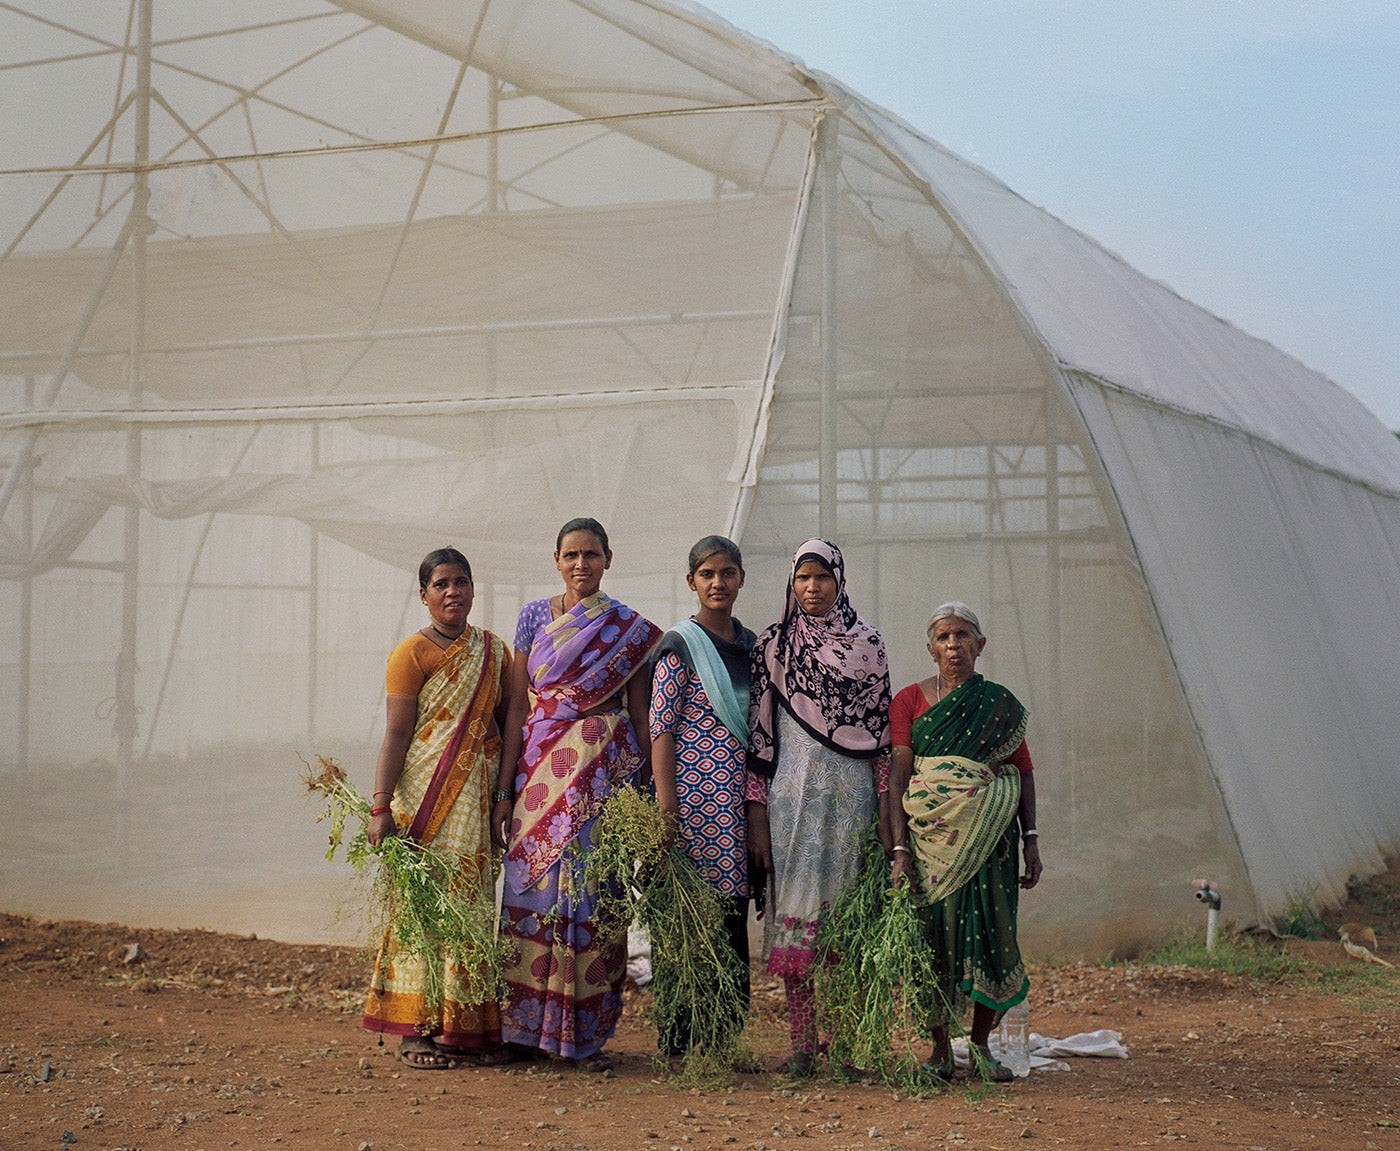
[359,520,1042,1080]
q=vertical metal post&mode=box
[16,377,35,772]
[307,427,320,747]
[869,443,881,623]
[817,113,839,540]
[485,78,500,393]
[487,79,500,213]
[1046,403,1061,662]
[985,443,996,607]
[1045,398,1065,792]
[115,0,154,783]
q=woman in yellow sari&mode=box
[362,548,513,1069]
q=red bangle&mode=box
[370,806,391,817]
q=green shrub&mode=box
[1273,888,1328,939]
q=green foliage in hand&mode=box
[304,755,507,1018]
[585,786,752,1085]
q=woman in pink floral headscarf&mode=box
[747,539,891,1075]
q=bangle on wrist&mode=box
[370,806,391,817]
[1022,828,1038,838]
[491,788,513,804]
[892,844,910,854]
[373,789,392,796]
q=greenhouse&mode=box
[3,0,1399,952]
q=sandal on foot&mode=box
[919,1058,955,1083]
[575,1052,615,1074]
[972,1048,1015,1083]
[396,1039,454,1070]
[468,1046,519,1068]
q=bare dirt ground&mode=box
[4,864,1399,1151]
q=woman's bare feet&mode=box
[395,1038,457,1070]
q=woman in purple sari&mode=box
[490,518,662,1071]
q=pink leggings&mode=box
[784,975,819,1054]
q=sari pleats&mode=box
[499,823,628,1058]
[915,828,1027,1015]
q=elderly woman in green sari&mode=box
[887,602,1042,1082]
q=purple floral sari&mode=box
[499,592,661,1058]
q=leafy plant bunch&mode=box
[816,826,966,1091]
[585,785,752,1083]
[303,754,507,1015]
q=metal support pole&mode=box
[1046,398,1060,685]
[16,377,35,772]
[817,113,839,539]
[487,78,500,214]
[307,427,320,747]
[115,0,154,782]
[1045,398,1065,810]
[486,78,500,394]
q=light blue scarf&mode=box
[668,618,749,744]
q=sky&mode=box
[697,0,1400,430]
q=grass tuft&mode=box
[1273,887,1328,940]
[1141,931,1311,981]
[1138,930,1400,1004]
[1346,871,1400,919]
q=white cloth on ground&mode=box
[951,1028,1128,1073]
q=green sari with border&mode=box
[903,674,1030,1017]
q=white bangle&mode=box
[892,844,910,854]
[1022,829,1038,838]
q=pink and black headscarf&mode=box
[747,539,892,778]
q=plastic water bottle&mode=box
[998,996,1031,1078]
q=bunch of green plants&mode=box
[303,754,507,1014]
[815,825,955,1090]
[1273,886,1328,939]
[585,785,752,1084]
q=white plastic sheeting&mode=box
[2,0,1397,952]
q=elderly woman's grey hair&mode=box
[927,601,983,640]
